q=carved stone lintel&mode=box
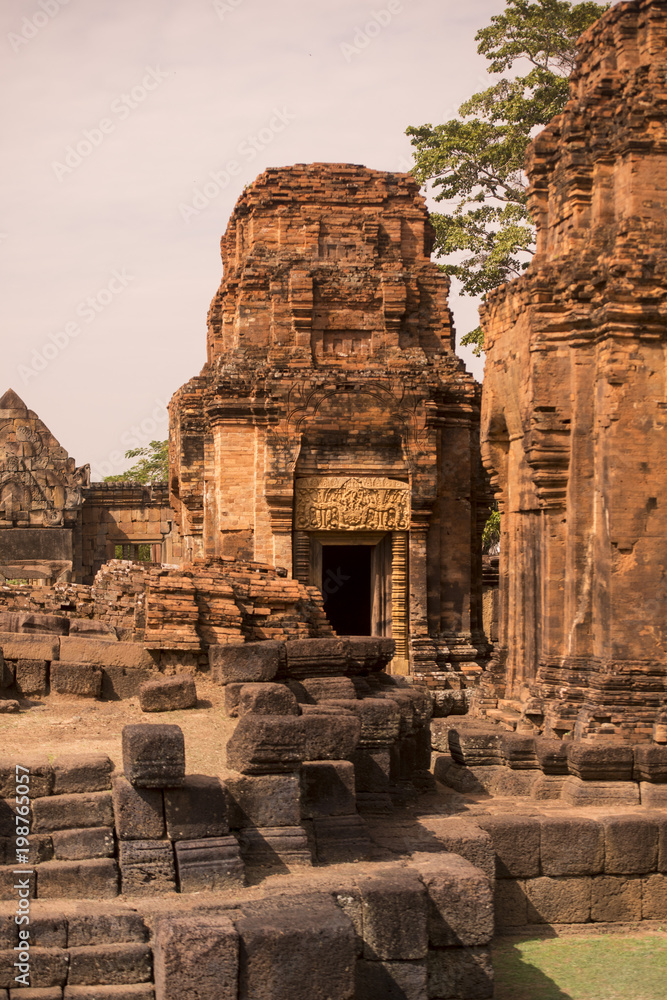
[295,476,410,532]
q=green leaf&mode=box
[482,509,501,552]
[461,326,486,356]
[406,0,609,348]
[103,440,168,484]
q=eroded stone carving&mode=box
[0,389,90,528]
[295,477,409,532]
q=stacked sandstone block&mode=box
[0,731,245,906]
[409,806,667,933]
[141,571,200,651]
[215,635,433,865]
[432,721,667,806]
[0,754,119,903]
[143,558,333,653]
[221,640,360,866]
[0,555,335,660]
[0,561,151,641]
[138,674,197,713]
[0,902,153,999]
[116,724,244,895]
[480,810,667,931]
[0,584,95,620]
[90,560,153,639]
[0,614,161,705]
[0,730,497,999]
[152,854,494,1000]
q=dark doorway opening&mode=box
[321,545,372,636]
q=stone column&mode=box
[408,512,430,639]
[435,415,476,635]
[390,530,409,673]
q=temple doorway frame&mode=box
[292,475,411,673]
[293,527,409,673]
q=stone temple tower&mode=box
[481,0,667,741]
[170,163,489,681]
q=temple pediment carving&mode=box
[0,388,89,528]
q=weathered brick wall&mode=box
[0,560,153,641]
[143,558,334,652]
[90,559,151,639]
[0,557,333,672]
[480,0,667,740]
[0,583,95,619]
[80,483,174,584]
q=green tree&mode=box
[406,0,609,353]
[103,440,169,484]
[482,508,501,554]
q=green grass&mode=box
[493,934,667,1000]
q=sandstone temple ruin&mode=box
[0,388,173,585]
[0,2,664,732]
[1,165,493,689]
[481,0,667,743]
[0,4,666,999]
[169,163,490,682]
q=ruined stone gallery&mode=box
[0,3,666,999]
[0,388,174,585]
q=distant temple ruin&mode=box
[481,0,667,741]
[0,388,89,583]
[0,388,173,585]
[169,164,490,680]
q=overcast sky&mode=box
[2,0,513,478]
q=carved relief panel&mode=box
[294,476,410,532]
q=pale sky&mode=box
[2,0,508,478]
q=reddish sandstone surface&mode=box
[170,163,490,687]
[481,0,667,741]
